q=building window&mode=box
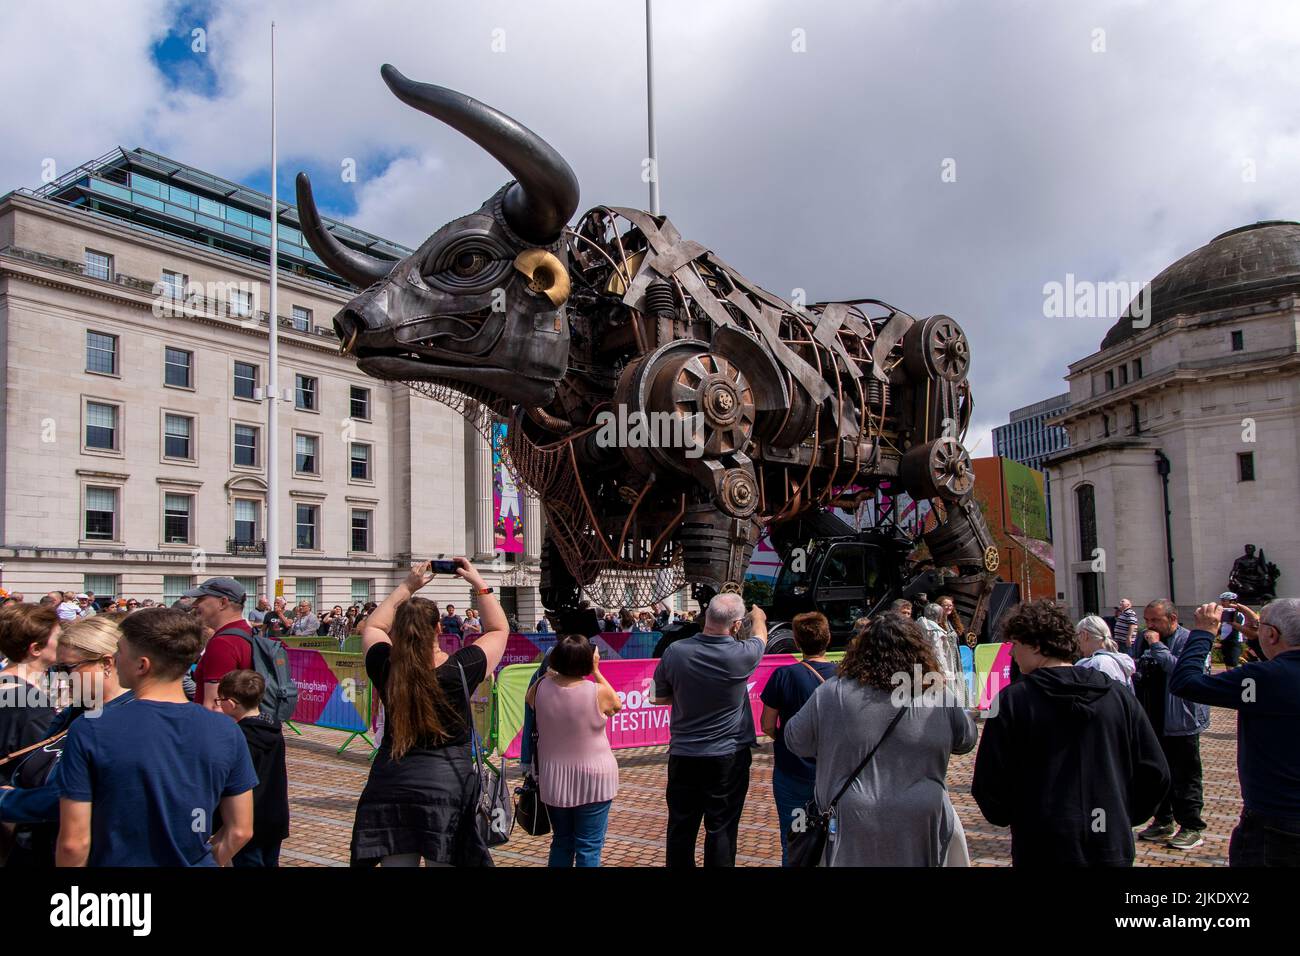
[1104,370,1114,391]
[351,579,372,605]
[350,442,371,481]
[234,498,260,544]
[295,505,319,550]
[164,414,194,460]
[84,487,118,541]
[234,361,258,400]
[234,423,259,467]
[83,574,119,601]
[228,288,252,318]
[160,270,187,300]
[163,493,193,543]
[1238,452,1255,482]
[295,577,319,606]
[84,249,113,281]
[235,576,262,603]
[1231,330,1244,351]
[1119,364,1128,386]
[295,434,319,474]
[295,374,317,411]
[1131,403,1141,435]
[350,386,371,420]
[85,401,119,450]
[1134,357,1143,379]
[164,347,193,388]
[86,331,118,375]
[162,575,194,606]
[292,306,312,332]
[1076,484,1097,563]
[351,509,372,553]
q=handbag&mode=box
[786,704,907,868]
[513,678,552,836]
[456,662,513,848]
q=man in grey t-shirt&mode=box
[652,593,767,867]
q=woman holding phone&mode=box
[350,558,509,867]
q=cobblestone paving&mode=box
[282,706,1238,867]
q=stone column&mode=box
[472,424,496,562]
[524,492,542,564]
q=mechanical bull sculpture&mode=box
[296,64,1000,634]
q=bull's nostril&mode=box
[334,315,360,354]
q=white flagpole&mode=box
[266,20,281,605]
[645,0,660,215]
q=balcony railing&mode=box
[0,245,339,340]
[226,538,266,556]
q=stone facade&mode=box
[0,189,544,623]
[1046,224,1300,619]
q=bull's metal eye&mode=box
[452,250,488,277]
[423,234,513,294]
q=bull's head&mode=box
[295,64,579,410]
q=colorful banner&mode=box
[1001,458,1048,541]
[439,632,663,675]
[496,653,803,758]
[287,647,371,733]
[492,422,524,553]
[975,642,1013,710]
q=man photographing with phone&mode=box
[1169,598,1300,865]
[652,593,767,867]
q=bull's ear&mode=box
[380,64,579,244]
[295,173,396,288]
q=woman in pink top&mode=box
[525,634,622,866]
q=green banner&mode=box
[1002,458,1048,540]
[495,663,535,758]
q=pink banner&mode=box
[503,653,799,757]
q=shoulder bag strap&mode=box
[455,659,484,774]
[800,660,827,684]
[0,728,70,768]
[826,705,907,813]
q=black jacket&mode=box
[234,714,290,844]
[972,666,1169,866]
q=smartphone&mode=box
[1220,608,1238,627]
[429,560,458,574]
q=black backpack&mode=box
[215,624,298,723]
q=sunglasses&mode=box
[49,656,111,675]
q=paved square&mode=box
[280,706,1238,867]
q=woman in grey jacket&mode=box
[785,613,978,866]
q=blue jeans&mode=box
[547,800,612,867]
[772,768,815,867]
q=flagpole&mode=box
[266,20,281,605]
[645,0,660,215]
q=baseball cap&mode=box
[184,577,247,604]
[75,593,90,600]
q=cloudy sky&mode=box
[4,0,1299,454]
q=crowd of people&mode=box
[2,568,1297,869]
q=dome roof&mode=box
[1100,220,1300,350]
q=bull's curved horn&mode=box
[294,172,395,288]
[380,64,579,245]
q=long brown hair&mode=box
[385,598,453,759]
[839,612,940,691]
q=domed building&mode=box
[1045,221,1300,617]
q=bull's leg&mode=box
[678,504,760,606]
[922,498,1000,642]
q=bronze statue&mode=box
[1229,544,1280,603]
[296,64,999,634]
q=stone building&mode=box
[1045,220,1300,618]
[0,147,544,622]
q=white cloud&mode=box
[6,0,1300,436]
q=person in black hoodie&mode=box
[972,599,1170,866]
[216,670,290,867]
